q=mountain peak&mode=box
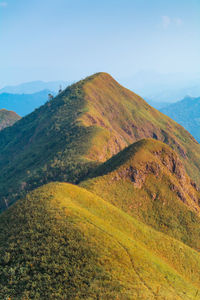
[1,73,200,209]
[85,72,115,81]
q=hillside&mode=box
[0,90,52,116]
[81,139,200,251]
[1,182,200,299]
[0,109,21,130]
[1,72,200,210]
[161,96,200,142]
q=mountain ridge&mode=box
[81,138,200,251]
[1,73,200,298]
[1,72,200,210]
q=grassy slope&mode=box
[0,78,100,210]
[1,72,200,210]
[81,73,200,186]
[81,139,200,251]
[0,109,21,130]
[1,182,200,299]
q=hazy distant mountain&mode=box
[0,90,52,116]
[146,85,200,103]
[145,99,171,110]
[161,96,200,142]
[0,80,69,94]
[121,71,200,103]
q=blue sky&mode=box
[0,0,200,86]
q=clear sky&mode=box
[0,0,200,86]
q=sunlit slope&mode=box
[0,182,200,299]
[81,139,200,251]
[1,72,200,210]
[0,109,20,130]
[81,73,200,185]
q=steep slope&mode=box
[81,139,200,251]
[161,96,200,142]
[0,90,52,116]
[1,182,200,299]
[0,109,21,130]
[1,72,200,210]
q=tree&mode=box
[48,93,54,101]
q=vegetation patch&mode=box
[1,182,200,299]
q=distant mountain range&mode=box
[161,96,200,142]
[0,109,21,130]
[1,73,200,298]
[0,90,53,116]
[121,71,200,103]
[145,99,171,110]
[0,80,69,94]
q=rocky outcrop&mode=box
[107,141,200,213]
[0,109,20,131]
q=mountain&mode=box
[1,182,200,299]
[0,80,68,94]
[0,90,52,116]
[1,72,200,298]
[0,109,21,130]
[81,139,200,251]
[121,71,200,103]
[145,99,172,110]
[1,72,200,210]
[145,85,200,103]
[161,96,200,142]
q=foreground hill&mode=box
[161,96,200,142]
[0,109,21,130]
[1,72,200,210]
[81,139,200,251]
[1,182,200,299]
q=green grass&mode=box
[81,139,200,251]
[1,182,200,299]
